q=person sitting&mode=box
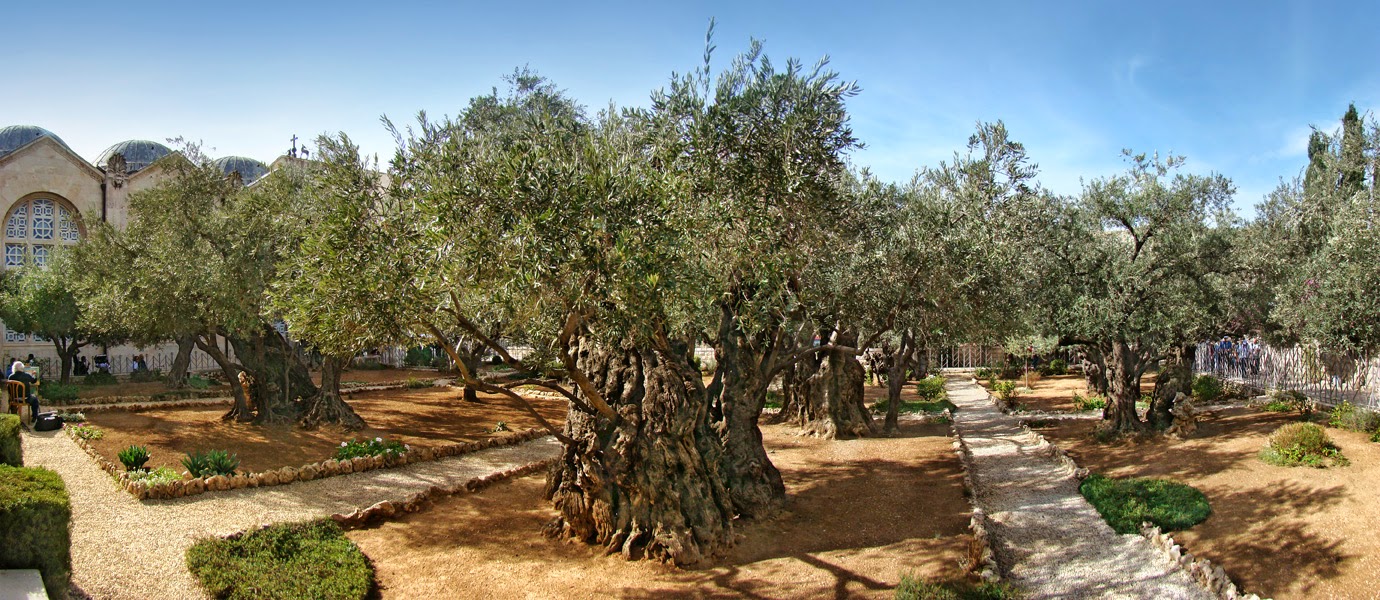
[7,365,39,425]
[94,355,110,374]
[74,355,89,377]
[9,357,23,378]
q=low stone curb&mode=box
[328,457,559,529]
[948,415,1002,583]
[1141,525,1270,600]
[67,426,549,501]
[52,388,232,407]
[63,397,234,412]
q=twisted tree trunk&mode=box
[792,331,874,438]
[1149,343,1196,430]
[708,312,786,518]
[883,331,913,435]
[1103,341,1146,432]
[544,341,735,566]
[299,354,365,430]
[165,336,196,389]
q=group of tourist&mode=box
[1209,335,1262,378]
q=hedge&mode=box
[186,519,374,600]
[0,465,71,598]
[0,414,20,467]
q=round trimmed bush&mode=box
[0,465,71,598]
[1263,422,1348,467]
[1079,474,1211,534]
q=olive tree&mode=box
[1040,153,1235,432]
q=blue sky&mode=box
[5,1,1378,214]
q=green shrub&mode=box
[53,411,84,423]
[186,519,374,600]
[353,358,387,370]
[1040,358,1069,376]
[82,371,118,386]
[1329,401,1380,433]
[38,384,79,403]
[895,574,1020,600]
[117,445,151,471]
[973,367,996,380]
[404,377,431,389]
[1266,390,1315,418]
[403,346,435,368]
[0,414,20,467]
[68,424,102,441]
[1191,375,1223,403]
[763,391,782,410]
[128,466,182,486]
[492,421,509,433]
[183,450,240,478]
[335,437,407,461]
[915,375,947,402]
[128,368,163,383]
[1079,473,1211,534]
[186,375,212,390]
[1072,392,1107,411]
[993,380,1019,403]
[0,465,71,598]
[1261,422,1348,467]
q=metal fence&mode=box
[1195,341,1380,410]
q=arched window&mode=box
[2,195,84,343]
[4,196,83,269]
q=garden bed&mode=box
[1034,406,1380,599]
[77,386,567,475]
[348,420,975,599]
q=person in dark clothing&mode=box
[8,369,39,425]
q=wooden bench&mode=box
[0,568,49,599]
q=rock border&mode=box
[948,415,1001,583]
[66,425,549,501]
[1141,525,1271,600]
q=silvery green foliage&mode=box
[1038,152,1236,360]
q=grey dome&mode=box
[96,139,173,174]
[0,125,70,159]
[212,156,269,185]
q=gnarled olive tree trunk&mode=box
[227,325,318,425]
[791,331,874,438]
[299,354,365,430]
[707,311,786,518]
[1103,341,1146,432]
[1082,347,1109,396]
[544,341,735,566]
[1149,343,1196,430]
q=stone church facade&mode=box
[0,125,270,374]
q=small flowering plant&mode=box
[335,436,409,461]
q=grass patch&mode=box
[186,519,374,600]
[38,383,79,403]
[1261,422,1348,467]
[872,398,957,415]
[1079,474,1211,534]
[895,574,1021,599]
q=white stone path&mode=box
[20,429,560,600]
[945,376,1213,599]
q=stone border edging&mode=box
[328,457,559,529]
[67,397,234,412]
[53,389,232,407]
[1141,525,1270,600]
[66,426,549,500]
[948,411,1002,583]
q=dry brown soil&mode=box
[82,386,566,473]
[1035,403,1380,599]
[349,421,973,599]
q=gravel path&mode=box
[20,430,561,600]
[946,377,1213,599]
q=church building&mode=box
[0,125,271,371]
